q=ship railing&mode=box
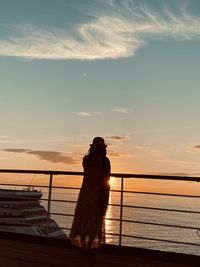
[0,169,200,249]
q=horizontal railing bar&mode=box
[2,182,198,200]
[24,221,199,247]
[48,186,80,190]
[0,169,83,176]
[51,228,200,248]
[1,183,199,199]
[109,202,196,212]
[49,213,119,220]
[49,213,198,230]
[44,186,79,190]
[0,183,49,188]
[105,217,199,230]
[42,198,77,203]
[7,223,69,230]
[105,232,120,237]
[41,199,200,214]
[91,218,194,231]
[50,212,74,217]
[111,189,200,198]
[1,223,197,248]
[122,204,200,214]
[103,232,200,247]
[57,228,119,237]
[122,219,198,230]
[105,217,119,222]
[60,227,71,231]
[121,234,200,247]
[0,183,80,190]
[43,186,80,190]
[125,191,200,198]
[0,169,200,182]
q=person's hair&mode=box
[88,147,107,157]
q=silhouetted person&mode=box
[69,137,111,254]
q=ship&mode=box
[0,188,66,238]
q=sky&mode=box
[0,0,200,177]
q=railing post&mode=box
[119,176,124,246]
[46,173,53,236]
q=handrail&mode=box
[0,168,200,181]
[1,182,200,198]
[49,212,200,230]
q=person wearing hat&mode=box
[69,137,111,254]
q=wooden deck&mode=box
[0,232,198,267]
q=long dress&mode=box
[69,154,110,249]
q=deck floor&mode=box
[0,237,198,267]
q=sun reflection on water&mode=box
[105,190,115,243]
[105,177,121,244]
[109,176,120,188]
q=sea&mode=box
[1,173,200,256]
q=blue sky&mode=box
[0,0,200,175]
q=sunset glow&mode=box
[109,177,120,188]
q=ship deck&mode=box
[0,232,198,267]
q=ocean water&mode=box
[43,186,200,256]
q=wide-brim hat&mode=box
[90,137,107,148]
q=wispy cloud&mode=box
[157,159,198,167]
[111,107,132,113]
[2,148,78,164]
[0,135,11,143]
[192,145,200,152]
[3,149,29,153]
[108,150,121,158]
[82,72,87,79]
[193,145,200,148]
[68,143,88,149]
[135,145,162,157]
[0,136,74,144]
[108,149,136,158]
[134,128,173,135]
[93,112,104,115]
[107,135,129,141]
[0,1,200,60]
[76,112,92,116]
[76,111,103,116]
[28,150,77,164]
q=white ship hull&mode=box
[0,188,67,238]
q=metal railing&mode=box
[0,169,200,251]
